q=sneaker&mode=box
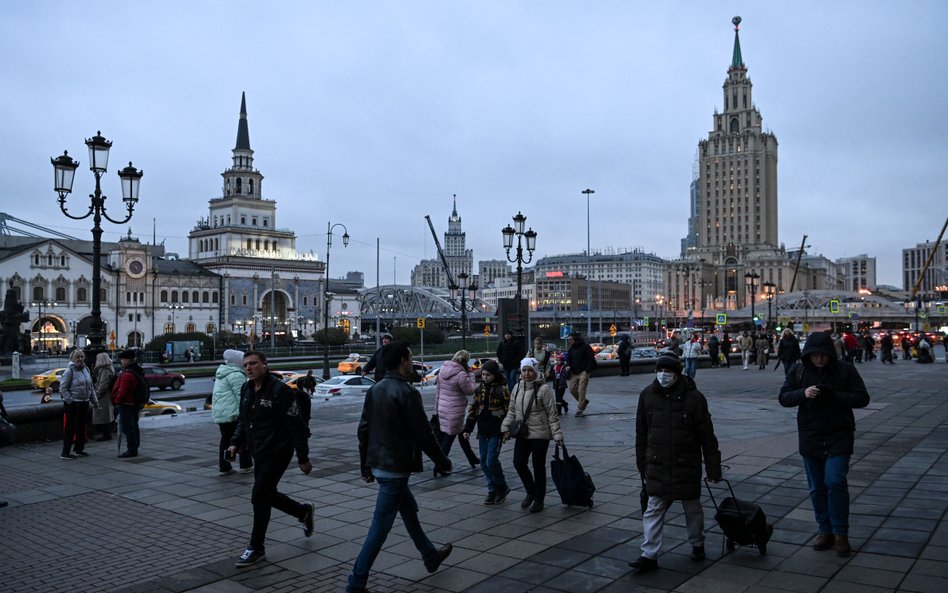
[238,466,254,474]
[219,469,236,476]
[834,535,851,557]
[574,409,584,417]
[60,453,76,460]
[529,500,544,513]
[629,555,658,573]
[74,450,89,457]
[520,494,534,509]
[300,503,315,537]
[483,492,497,505]
[424,543,453,573]
[494,485,511,504]
[690,546,705,561]
[235,548,266,568]
[812,533,834,551]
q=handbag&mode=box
[550,442,596,508]
[509,385,536,439]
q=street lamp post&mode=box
[502,212,537,339]
[168,303,183,333]
[30,299,58,355]
[449,272,478,351]
[745,272,760,328]
[655,294,665,335]
[52,132,142,358]
[762,281,776,331]
[581,188,595,336]
[323,222,350,379]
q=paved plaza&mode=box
[1,358,947,593]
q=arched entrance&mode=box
[261,290,289,338]
[127,331,144,348]
[31,316,67,354]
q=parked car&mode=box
[141,366,185,390]
[31,368,67,391]
[589,342,607,354]
[141,399,184,416]
[595,345,619,360]
[631,347,659,359]
[315,375,376,397]
[285,374,325,391]
[337,354,370,375]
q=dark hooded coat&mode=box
[779,332,870,457]
[636,374,722,500]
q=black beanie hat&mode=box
[481,359,501,378]
[656,350,682,373]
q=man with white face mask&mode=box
[631,351,722,573]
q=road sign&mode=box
[937,305,947,314]
[829,299,840,314]
[716,313,727,325]
[609,323,617,337]
[560,325,572,340]
[483,324,490,336]
[416,317,426,329]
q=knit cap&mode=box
[519,357,539,372]
[655,350,682,373]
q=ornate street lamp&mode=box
[502,211,537,338]
[52,132,142,357]
[322,222,349,379]
[745,272,760,327]
[167,303,184,333]
[449,272,478,350]
[762,281,776,330]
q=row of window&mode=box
[159,290,219,304]
[18,285,101,303]
[32,253,69,268]
[163,322,216,334]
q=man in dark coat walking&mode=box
[362,333,393,382]
[776,329,802,375]
[496,331,525,391]
[617,334,632,376]
[566,332,596,416]
[630,352,722,573]
[347,340,453,592]
[779,332,869,557]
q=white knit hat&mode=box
[519,357,539,372]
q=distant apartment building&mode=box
[533,248,665,307]
[902,240,948,295]
[836,255,877,292]
[478,259,511,288]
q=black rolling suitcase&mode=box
[705,478,773,555]
[551,443,595,508]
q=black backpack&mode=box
[124,368,151,405]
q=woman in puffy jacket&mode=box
[501,357,563,513]
[434,350,478,474]
[91,352,115,441]
[212,349,253,475]
[60,349,97,459]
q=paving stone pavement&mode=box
[1,358,947,593]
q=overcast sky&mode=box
[3,1,946,288]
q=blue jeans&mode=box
[347,476,437,592]
[117,404,141,453]
[683,357,698,379]
[802,454,851,535]
[505,369,519,391]
[478,435,507,493]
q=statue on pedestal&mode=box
[0,289,30,356]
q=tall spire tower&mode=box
[688,15,779,262]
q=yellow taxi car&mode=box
[589,342,607,354]
[595,345,619,360]
[141,399,184,416]
[31,368,67,391]
[338,354,370,375]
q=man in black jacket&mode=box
[347,340,453,593]
[566,332,596,416]
[780,332,869,557]
[496,331,524,391]
[631,351,722,573]
[228,351,313,568]
[362,333,392,382]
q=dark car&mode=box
[141,366,186,390]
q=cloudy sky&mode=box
[3,1,946,288]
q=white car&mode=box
[315,376,376,397]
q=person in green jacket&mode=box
[212,349,253,475]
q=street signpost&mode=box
[560,325,572,340]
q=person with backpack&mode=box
[566,332,596,417]
[91,352,115,441]
[111,349,149,458]
[59,349,97,460]
[779,332,870,558]
[228,351,313,568]
[776,329,802,375]
[212,349,254,476]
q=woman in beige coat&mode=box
[501,357,563,513]
[92,352,115,440]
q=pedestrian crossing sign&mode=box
[829,299,840,314]
[716,313,727,325]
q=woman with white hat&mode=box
[501,357,563,512]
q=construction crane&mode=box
[0,213,79,240]
[424,214,457,288]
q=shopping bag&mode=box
[551,443,595,508]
